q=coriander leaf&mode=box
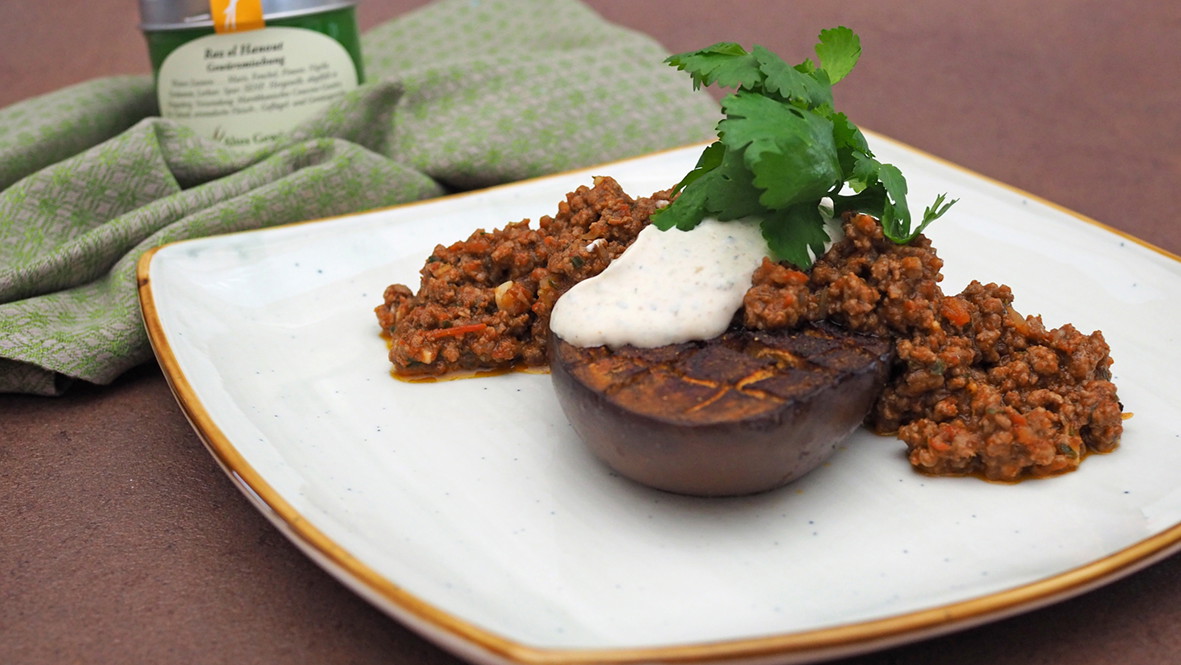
[874,162,914,243]
[700,143,770,219]
[664,42,763,91]
[669,140,726,196]
[760,203,831,268]
[918,193,957,234]
[814,26,861,84]
[848,152,881,193]
[844,150,957,243]
[653,141,765,231]
[752,45,833,108]
[719,91,841,210]
[794,58,817,75]
[651,180,709,231]
[828,111,871,178]
[832,184,888,219]
[660,28,956,267]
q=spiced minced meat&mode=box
[376,177,664,375]
[376,178,1123,482]
[743,212,1122,481]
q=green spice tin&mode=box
[139,0,364,151]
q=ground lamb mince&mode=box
[377,180,1122,482]
[375,177,664,376]
[743,213,1122,481]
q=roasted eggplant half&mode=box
[550,323,894,496]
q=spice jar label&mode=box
[155,26,360,151]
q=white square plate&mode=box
[138,138,1181,665]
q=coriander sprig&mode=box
[654,27,956,268]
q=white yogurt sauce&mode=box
[550,218,769,348]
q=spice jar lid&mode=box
[139,0,358,30]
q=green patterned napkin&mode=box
[0,0,717,395]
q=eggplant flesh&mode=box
[550,323,893,496]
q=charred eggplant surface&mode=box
[550,323,893,496]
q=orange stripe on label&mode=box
[210,0,265,33]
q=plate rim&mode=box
[135,138,1181,665]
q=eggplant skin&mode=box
[550,323,894,497]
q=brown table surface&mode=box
[3,1,1180,664]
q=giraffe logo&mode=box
[222,0,240,31]
[212,0,262,33]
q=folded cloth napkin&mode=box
[0,0,718,395]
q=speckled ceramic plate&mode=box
[138,139,1181,665]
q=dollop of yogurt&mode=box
[550,218,768,348]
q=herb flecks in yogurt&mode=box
[550,218,767,348]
